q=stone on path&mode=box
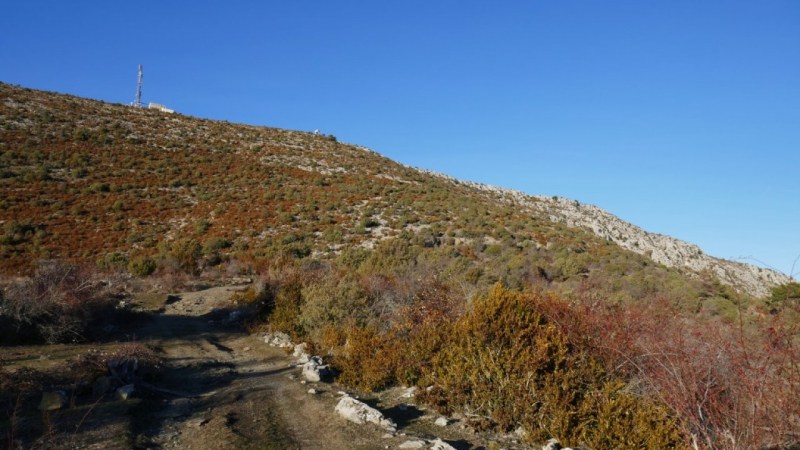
[334,395,396,431]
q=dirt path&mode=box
[130,286,389,450]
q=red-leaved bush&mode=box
[547,294,800,450]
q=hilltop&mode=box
[0,82,785,298]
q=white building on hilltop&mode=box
[148,102,175,114]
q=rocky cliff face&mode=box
[419,170,790,298]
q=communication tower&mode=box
[132,64,144,107]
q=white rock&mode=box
[434,417,449,427]
[398,440,426,449]
[262,331,293,348]
[335,395,396,431]
[308,388,318,395]
[401,386,417,398]
[430,439,457,450]
[302,356,331,382]
[293,342,310,363]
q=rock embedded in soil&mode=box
[398,439,427,449]
[262,331,293,348]
[302,356,331,382]
[334,395,397,431]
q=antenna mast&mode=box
[133,64,144,107]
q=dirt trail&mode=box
[131,286,388,450]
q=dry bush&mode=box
[73,342,161,381]
[418,285,686,449]
[330,283,460,391]
[0,261,111,344]
[567,294,800,450]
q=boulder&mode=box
[430,439,457,450]
[39,390,67,411]
[115,383,135,400]
[399,439,427,449]
[293,342,310,363]
[434,417,450,427]
[334,395,396,431]
[302,356,331,382]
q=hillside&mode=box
[0,82,784,299]
[2,83,799,449]
[416,172,790,297]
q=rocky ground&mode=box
[3,285,535,450]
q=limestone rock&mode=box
[293,342,310,363]
[399,439,426,449]
[434,417,450,427]
[262,331,293,348]
[334,395,396,431]
[401,386,417,398]
[302,356,331,382]
[420,169,790,297]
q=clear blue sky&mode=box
[2,1,798,276]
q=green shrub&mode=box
[97,251,128,270]
[128,256,157,277]
[767,282,800,310]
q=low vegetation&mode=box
[2,83,798,449]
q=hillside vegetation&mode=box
[2,83,799,448]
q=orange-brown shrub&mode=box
[325,279,461,390]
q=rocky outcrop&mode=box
[419,169,790,297]
[527,195,790,297]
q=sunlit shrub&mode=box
[418,284,686,448]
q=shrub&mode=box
[128,256,156,277]
[158,239,202,274]
[767,281,800,310]
[96,252,128,271]
[570,293,800,450]
[418,285,686,448]
[0,261,110,344]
